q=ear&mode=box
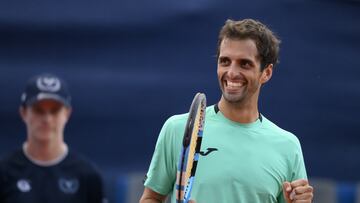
[19,106,26,122]
[260,64,273,84]
[65,107,72,120]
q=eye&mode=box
[50,107,62,115]
[31,105,63,115]
[218,57,231,66]
[32,106,45,115]
[240,60,253,69]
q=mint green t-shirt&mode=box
[144,105,307,203]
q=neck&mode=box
[218,97,259,123]
[24,139,67,162]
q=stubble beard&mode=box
[222,90,246,104]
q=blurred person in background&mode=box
[140,19,313,203]
[0,73,106,203]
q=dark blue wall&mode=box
[0,0,359,181]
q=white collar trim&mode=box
[23,143,69,167]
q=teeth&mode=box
[227,81,243,88]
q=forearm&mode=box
[139,187,167,203]
[139,197,164,203]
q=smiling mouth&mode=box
[225,80,246,91]
[226,81,244,87]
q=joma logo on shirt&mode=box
[200,148,218,156]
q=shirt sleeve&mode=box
[86,167,107,203]
[277,137,308,203]
[290,138,308,181]
[144,116,182,196]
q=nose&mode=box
[227,64,239,79]
[41,111,53,122]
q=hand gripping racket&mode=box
[175,93,206,203]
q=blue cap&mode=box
[21,73,71,107]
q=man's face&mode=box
[20,100,71,142]
[217,38,271,105]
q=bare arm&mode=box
[139,187,167,203]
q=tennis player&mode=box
[0,73,106,203]
[140,18,313,203]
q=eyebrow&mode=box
[239,58,254,64]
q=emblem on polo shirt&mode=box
[58,178,79,194]
[37,76,61,92]
[17,179,31,192]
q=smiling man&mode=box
[140,19,313,203]
[0,73,106,203]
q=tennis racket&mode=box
[175,93,206,203]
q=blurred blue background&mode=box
[0,0,359,202]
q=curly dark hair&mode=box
[217,19,281,70]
